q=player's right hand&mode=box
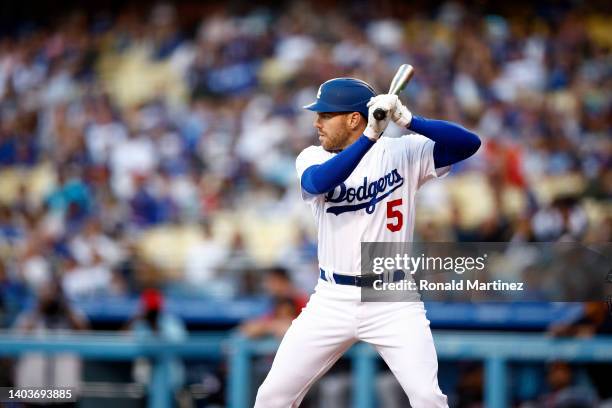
[364,94,396,141]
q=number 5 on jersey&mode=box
[386,199,403,232]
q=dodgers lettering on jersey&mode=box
[325,168,404,215]
[296,134,450,276]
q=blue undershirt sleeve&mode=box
[301,135,375,195]
[407,115,481,168]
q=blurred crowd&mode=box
[0,0,610,324]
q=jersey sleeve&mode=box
[295,146,331,201]
[402,133,450,188]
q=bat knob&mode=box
[373,108,387,121]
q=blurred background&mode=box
[0,0,610,407]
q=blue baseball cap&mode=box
[304,78,376,118]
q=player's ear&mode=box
[347,112,362,130]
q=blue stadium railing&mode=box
[1,331,611,408]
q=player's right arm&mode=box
[298,95,394,195]
[299,136,374,195]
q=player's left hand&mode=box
[391,97,413,128]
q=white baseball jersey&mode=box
[296,134,449,276]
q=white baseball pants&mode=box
[254,279,448,408]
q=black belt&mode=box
[319,268,405,287]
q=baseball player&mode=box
[254,78,480,407]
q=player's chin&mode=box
[319,136,332,149]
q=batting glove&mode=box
[364,94,396,141]
[391,98,413,128]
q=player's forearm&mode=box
[301,135,375,194]
[408,115,481,168]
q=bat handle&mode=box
[373,108,387,121]
[371,64,414,122]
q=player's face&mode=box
[314,112,352,151]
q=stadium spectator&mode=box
[128,288,187,394]
[452,362,484,408]
[520,361,598,408]
[68,217,124,268]
[239,267,306,339]
[12,281,88,398]
[60,253,112,298]
[262,266,307,312]
[0,260,27,327]
[548,302,612,404]
[17,235,52,292]
[532,196,589,242]
[183,219,229,295]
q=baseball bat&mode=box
[373,64,415,121]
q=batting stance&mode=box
[254,78,480,407]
